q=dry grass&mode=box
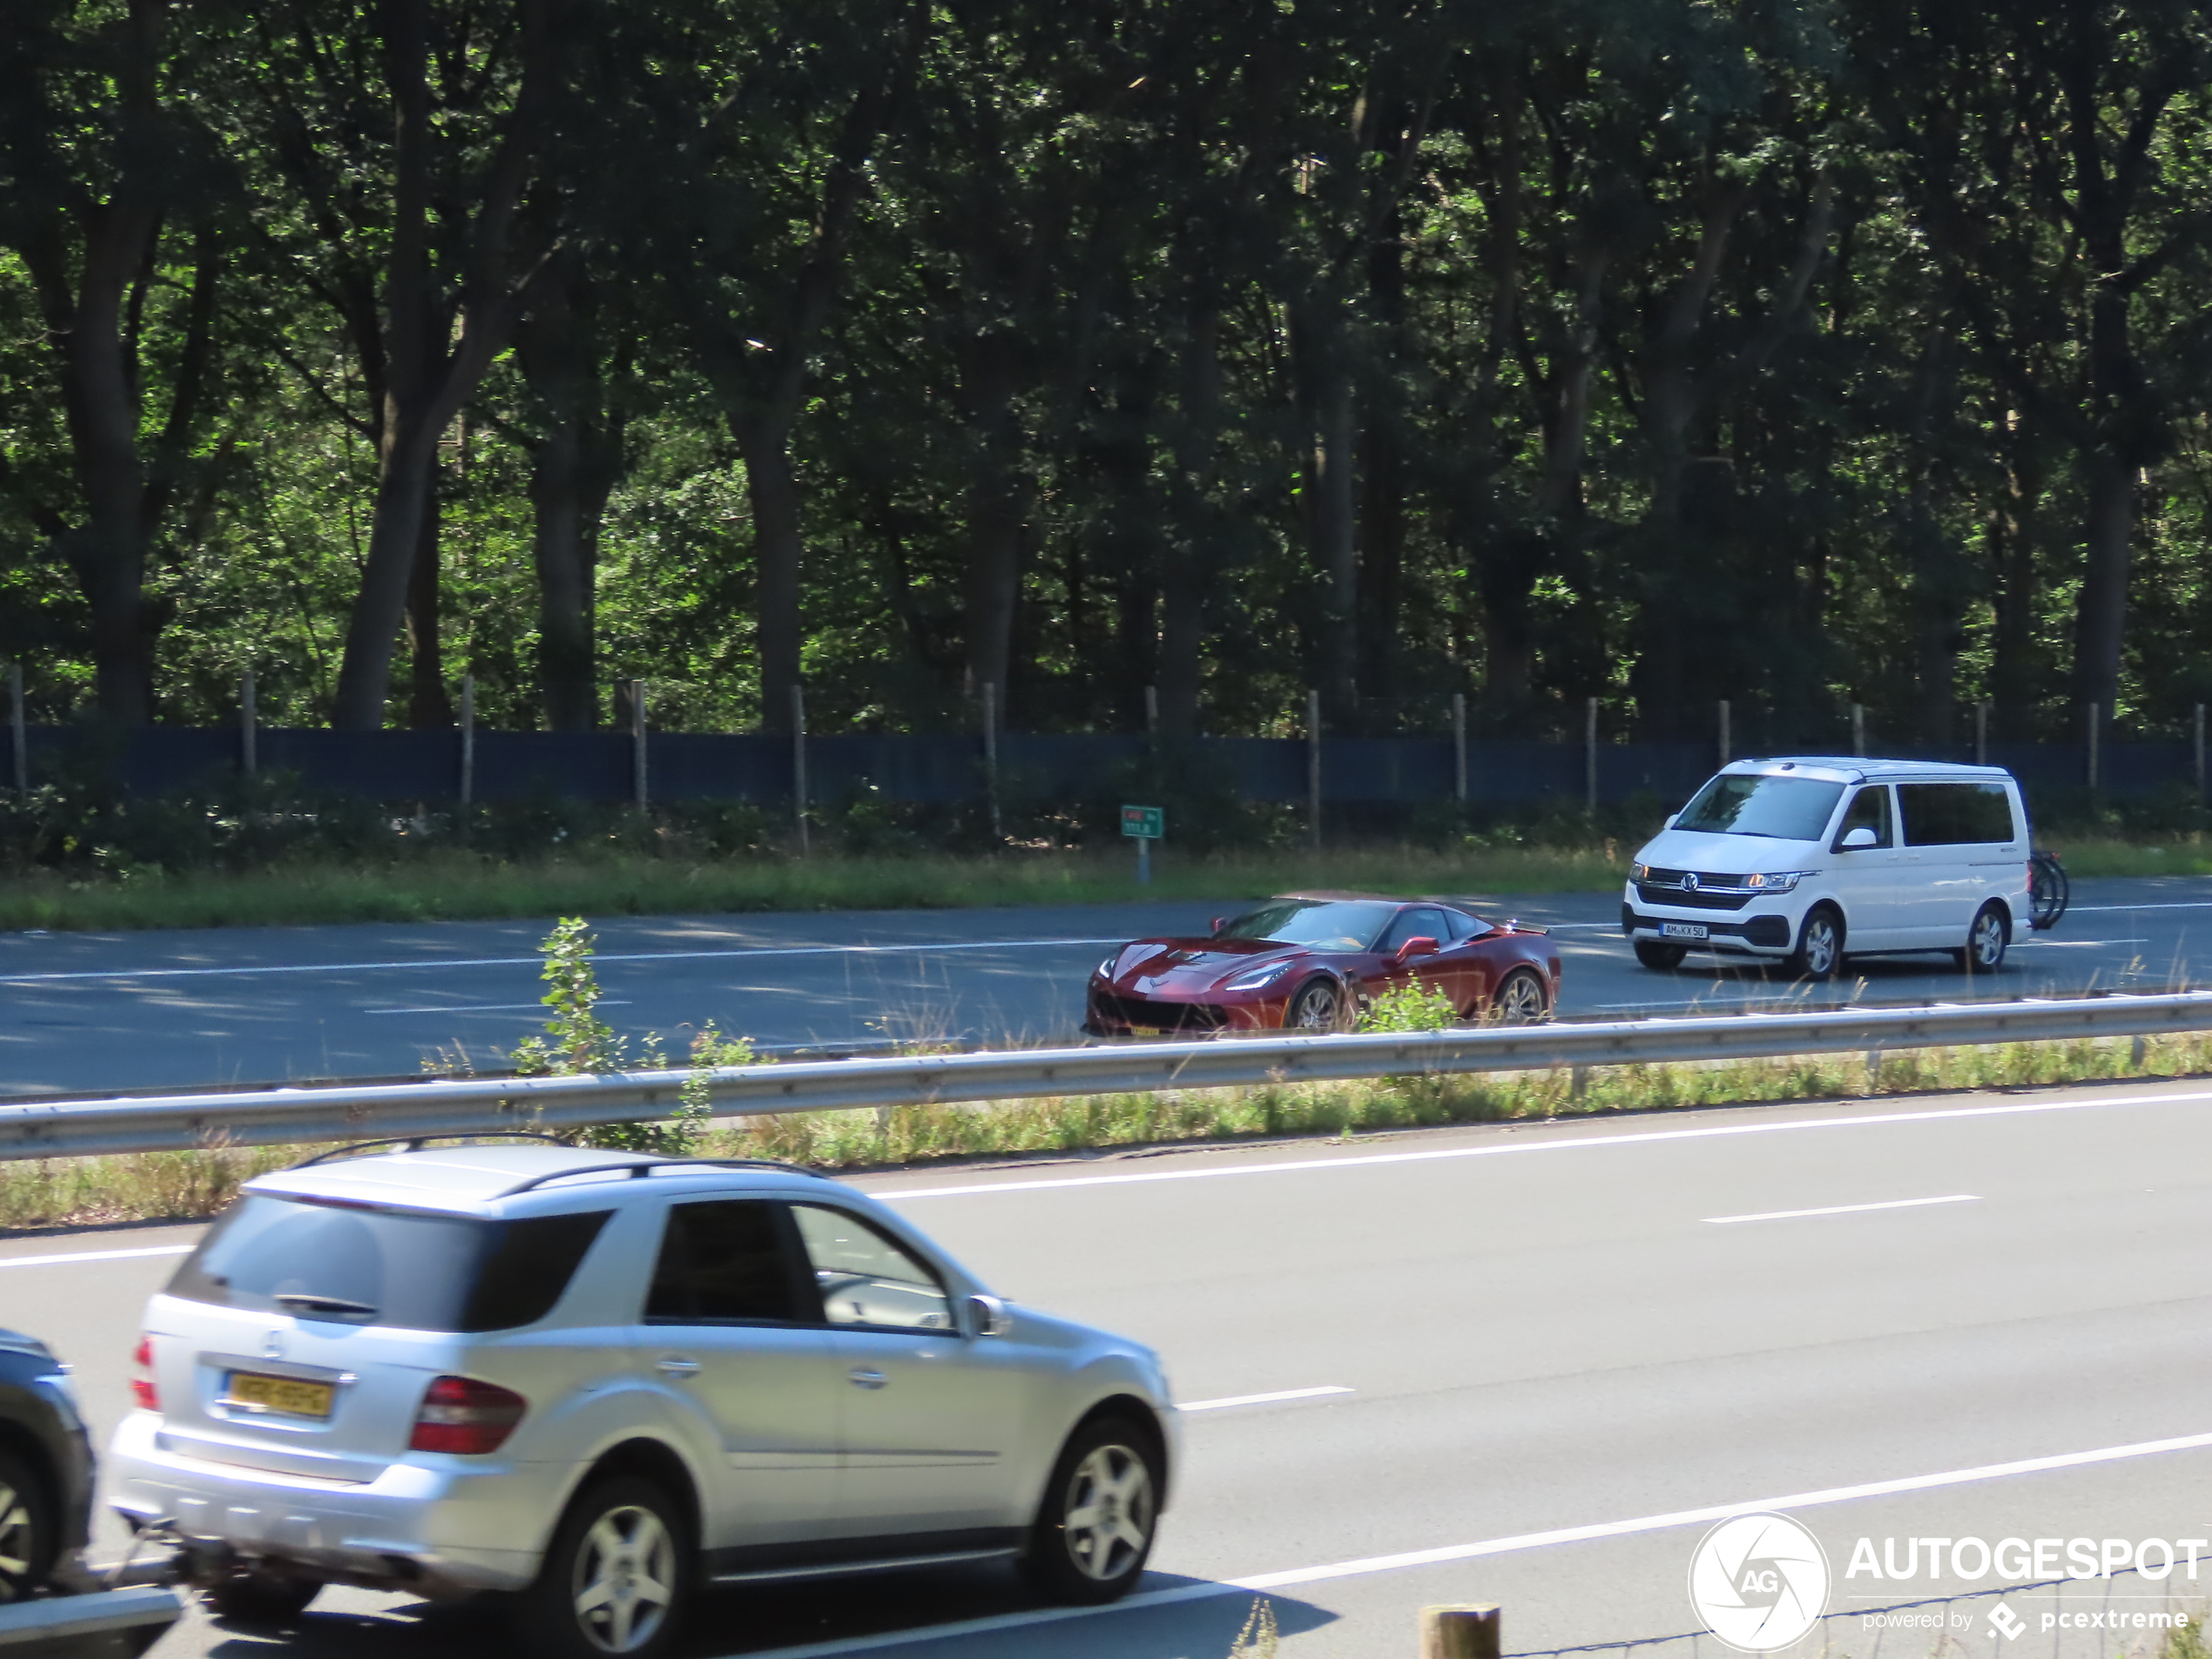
[7,1028,2206,1234]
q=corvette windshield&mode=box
[1675,774,1846,841]
[1216,900,1398,952]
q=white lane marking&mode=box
[0,1244,193,1270]
[0,936,1130,987]
[2073,901,2212,912]
[2013,939,2150,949]
[1703,1194,1979,1225]
[1177,1386,1353,1413]
[725,1425,2212,1657]
[885,1083,2212,1201]
[364,1001,633,1015]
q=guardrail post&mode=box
[1453,691,1467,805]
[792,683,810,855]
[240,668,257,776]
[981,680,1001,841]
[8,662,24,792]
[1718,698,1730,765]
[1585,696,1597,815]
[458,674,475,806]
[1307,689,1323,850]
[1420,1603,1500,1659]
[631,678,648,810]
[2087,700,2100,791]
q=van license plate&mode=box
[1661,922,1709,941]
[224,1372,334,1420]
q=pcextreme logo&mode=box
[1688,1512,1833,1653]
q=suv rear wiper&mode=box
[274,1292,378,1318]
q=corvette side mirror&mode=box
[968,1294,1011,1338]
[1211,917,1227,934]
[1394,935,1440,964]
[1841,826,1878,850]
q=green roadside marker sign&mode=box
[1120,805,1164,840]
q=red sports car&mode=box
[1084,892,1563,1035]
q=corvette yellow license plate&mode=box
[225,1372,334,1419]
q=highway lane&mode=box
[4,875,2210,1097]
[17,1076,2212,1656]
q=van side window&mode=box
[1831,786,1892,851]
[1898,783,2015,846]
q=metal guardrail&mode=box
[5,990,2212,1163]
[0,1585,183,1652]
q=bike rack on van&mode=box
[2029,850,2069,931]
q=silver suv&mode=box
[105,1139,1178,1656]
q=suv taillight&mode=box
[131,1338,158,1410]
[408,1376,525,1454]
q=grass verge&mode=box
[6,1029,2202,1233]
[2,831,2203,934]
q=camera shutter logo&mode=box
[1688,1512,1831,1652]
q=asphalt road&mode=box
[3,876,2210,1097]
[21,1075,2212,1658]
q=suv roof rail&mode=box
[496,1156,826,1197]
[288,1131,567,1170]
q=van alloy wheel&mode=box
[1789,908,1843,981]
[1966,905,2007,972]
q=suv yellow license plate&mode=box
[225,1372,335,1420]
[1661,922,1709,941]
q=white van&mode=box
[1622,758,2032,979]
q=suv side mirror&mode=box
[968,1294,1011,1338]
[1840,826,1878,850]
[1394,935,1440,964]
[1663,813,1678,830]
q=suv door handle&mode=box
[656,1356,701,1378]
[847,1368,888,1389]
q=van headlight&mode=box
[1744,871,1815,893]
[1630,863,1649,881]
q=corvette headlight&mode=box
[1744,871,1814,893]
[1096,954,1119,979]
[1224,961,1294,992]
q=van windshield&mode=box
[1676,774,1846,841]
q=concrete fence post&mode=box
[1306,690,1323,850]
[2087,700,2100,790]
[1420,1603,1501,1659]
[10,658,25,796]
[1718,698,1730,766]
[459,675,475,806]
[1452,692,1467,805]
[792,683,809,855]
[1851,702,1865,758]
[1585,696,1598,815]
[240,669,257,776]
[981,681,1001,841]
[631,678,648,810]
[1975,701,1988,767]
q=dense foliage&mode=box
[4,0,2212,751]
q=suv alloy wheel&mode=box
[0,1447,52,1602]
[522,1475,690,1659]
[1024,1417,1161,1603]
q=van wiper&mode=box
[275,1292,377,1318]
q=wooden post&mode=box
[2087,699,2100,790]
[1420,1603,1501,1659]
[631,678,648,810]
[1717,698,1730,765]
[1585,695,1598,815]
[1452,692,1467,804]
[8,663,24,793]
[1851,702,1865,759]
[1975,701,1988,767]
[792,683,809,855]
[240,669,257,776]
[459,675,475,806]
[2195,704,2205,797]
[1306,690,1323,850]
[981,681,1001,841]
[1143,685,1158,735]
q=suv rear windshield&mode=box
[1676,774,1846,841]
[167,1196,610,1332]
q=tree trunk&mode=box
[960,336,1027,706]
[1305,347,1359,718]
[2075,448,2135,715]
[404,479,453,726]
[738,421,805,732]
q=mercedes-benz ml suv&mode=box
[106,1139,1178,1657]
